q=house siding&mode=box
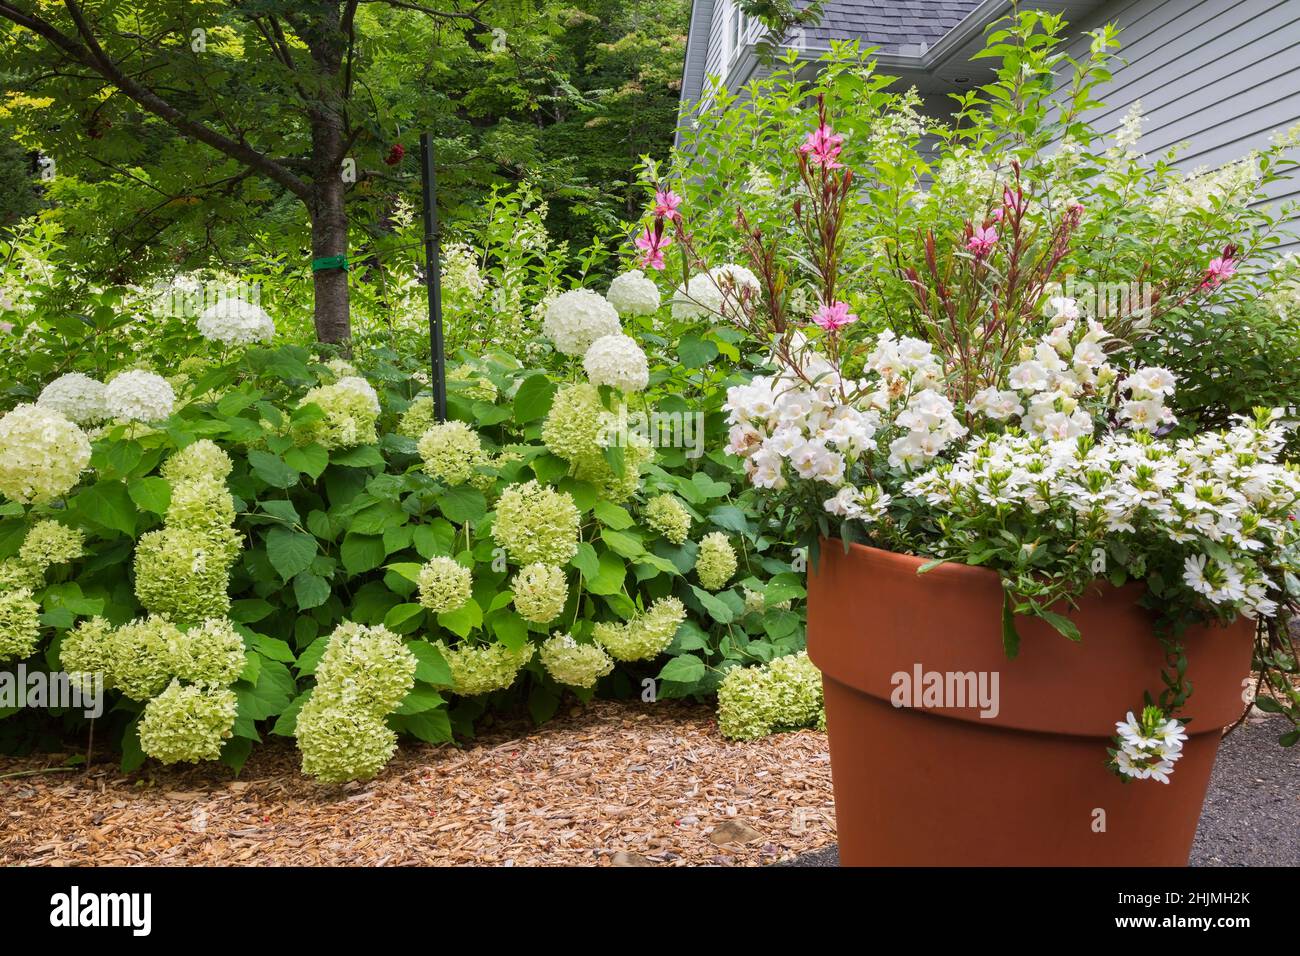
[1065,0,1300,253]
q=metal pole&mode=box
[419,132,447,423]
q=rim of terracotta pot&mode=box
[806,537,1255,738]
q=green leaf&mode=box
[585,548,626,595]
[296,636,329,676]
[284,444,329,479]
[259,499,301,524]
[658,654,706,683]
[392,709,453,744]
[247,450,298,489]
[219,737,254,774]
[530,454,569,483]
[265,527,317,581]
[708,504,750,534]
[407,640,453,685]
[491,611,528,651]
[271,691,311,736]
[528,683,561,725]
[678,333,719,368]
[395,683,445,716]
[235,658,296,721]
[330,445,385,468]
[230,598,274,623]
[341,533,387,575]
[250,634,296,664]
[293,571,331,610]
[1001,592,1021,659]
[600,528,644,558]
[1253,695,1283,713]
[383,602,427,631]
[593,500,634,529]
[127,477,172,515]
[436,487,487,525]
[75,480,136,537]
[437,599,483,638]
[120,716,146,774]
[514,373,556,422]
[1039,610,1081,642]
[691,585,734,624]
[413,520,455,558]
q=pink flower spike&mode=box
[635,227,672,271]
[966,224,998,258]
[991,207,1004,222]
[798,122,845,169]
[654,189,682,221]
[812,300,858,332]
[1201,255,1237,289]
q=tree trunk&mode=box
[310,176,351,346]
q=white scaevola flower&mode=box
[104,370,176,423]
[583,334,650,393]
[543,289,621,355]
[37,372,107,425]
[196,297,275,346]
[605,270,661,317]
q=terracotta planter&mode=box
[806,541,1254,866]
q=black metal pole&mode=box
[419,132,447,423]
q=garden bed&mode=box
[0,701,834,866]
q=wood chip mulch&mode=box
[0,700,835,866]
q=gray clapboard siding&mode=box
[1065,0,1300,246]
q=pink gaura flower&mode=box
[1201,255,1237,289]
[798,122,844,169]
[812,300,858,332]
[967,224,998,258]
[635,227,672,271]
[654,189,682,221]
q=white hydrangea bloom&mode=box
[542,289,621,355]
[671,264,761,321]
[37,373,107,425]
[334,375,381,414]
[605,270,661,317]
[583,334,649,393]
[104,370,176,423]
[0,404,92,503]
[196,297,275,346]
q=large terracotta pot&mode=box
[806,541,1254,866]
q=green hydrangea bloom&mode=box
[511,563,568,623]
[593,596,686,662]
[448,365,498,403]
[575,433,652,503]
[312,621,417,717]
[440,641,534,696]
[104,615,184,700]
[164,476,239,555]
[18,520,84,570]
[717,651,825,741]
[295,695,398,784]
[696,532,737,591]
[137,681,238,764]
[492,481,580,566]
[161,439,233,483]
[0,558,41,590]
[173,618,247,686]
[717,666,779,740]
[59,616,114,692]
[417,421,488,486]
[539,632,614,688]
[415,556,473,613]
[0,588,41,662]
[542,383,604,465]
[644,494,691,544]
[397,396,436,440]
[295,378,379,450]
[133,527,232,627]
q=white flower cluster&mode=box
[904,412,1300,620]
[0,404,92,504]
[1113,707,1187,783]
[37,373,107,425]
[671,264,760,322]
[583,334,649,393]
[104,370,176,423]
[542,289,621,356]
[606,270,661,317]
[196,297,275,346]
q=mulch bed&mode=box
[0,700,835,866]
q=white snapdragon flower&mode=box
[104,370,176,423]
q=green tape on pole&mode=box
[311,255,349,272]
